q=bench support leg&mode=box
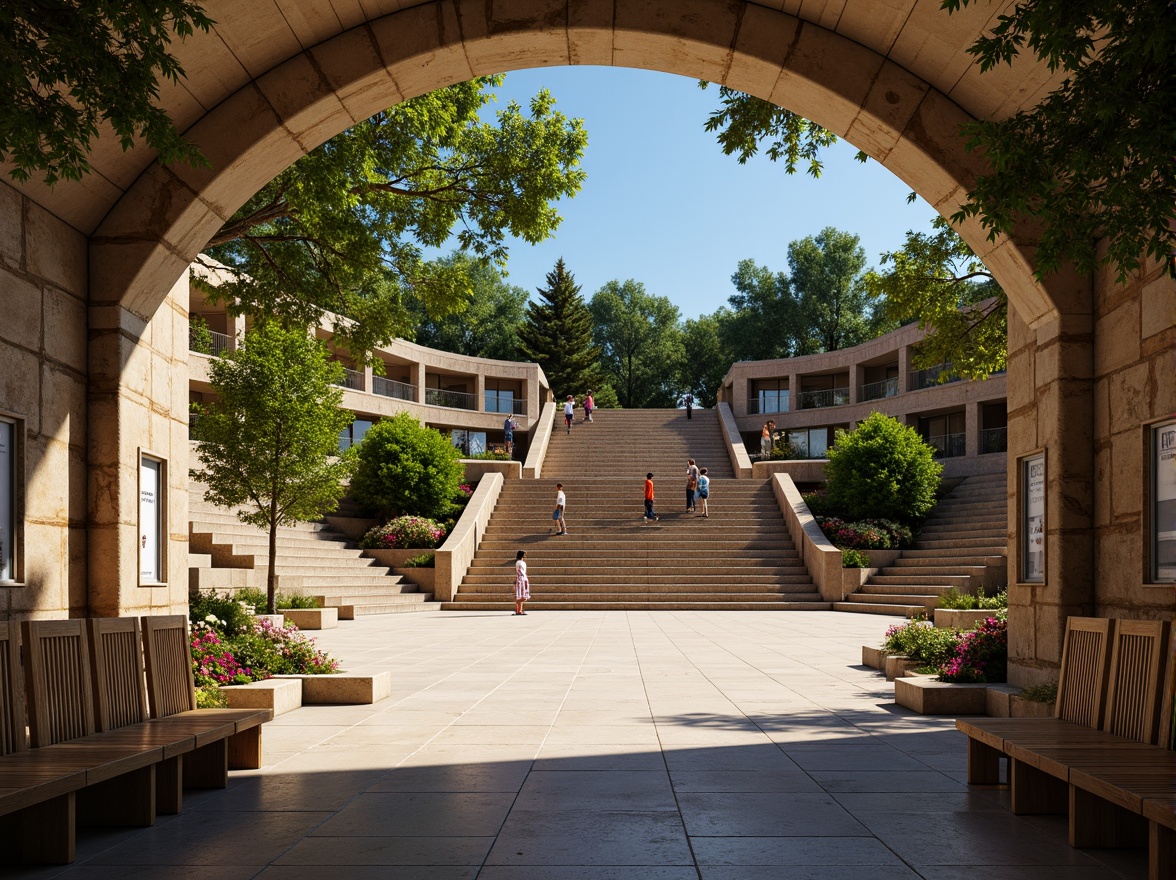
[78,765,156,827]
[185,739,228,789]
[0,792,76,864]
[228,726,262,770]
[1010,758,1067,815]
[1150,820,1173,880]
[156,755,183,814]
[1069,785,1146,848]
[966,737,1003,785]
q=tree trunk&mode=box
[267,498,278,615]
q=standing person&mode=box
[696,467,710,517]
[583,390,594,422]
[684,392,694,419]
[503,414,517,458]
[685,459,700,512]
[563,395,575,433]
[514,550,530,615]
[761,420,775,458]
[553,482,568,535]
[643,472,659,521]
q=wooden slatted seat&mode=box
[957,616,1175,880]
[141,615,271,787]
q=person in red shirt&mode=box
[643,473,659,521]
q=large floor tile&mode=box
[485,810,693,866]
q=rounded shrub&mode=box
[824,412,942,523]
[360,515,447,550]
[351,412,465,520]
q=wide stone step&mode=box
[831,601,924,617]
[915,536,1009,550]
[350,601,442,615]
[274,573,407,589]
[442,599,830,611]
[477,540,797,552]
[452,590,821,602]
[877,565,986,578]
[863,584,955,597]
[869,574,972,588]
[460,578,812,591]
[838,592,940,608]
[891,557,1004,569]
[900,547,1006,560]
[318,592,430,606]
[189,567,259,590]
[465,566,807,579]
[191,531,356,552]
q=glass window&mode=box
[139,454,165,584]
[1152,420,1176,582]
[1021,454,1045,583]
[0,418,15,582]
[809,429,829,458]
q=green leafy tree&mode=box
[943,0,1175,281]
[589,280,684,408]
[408,254,529,361]
[202,77,587,362]
[720,263,800,362]
[824,412,942,523]
[866,217,1007,379]
[589,384,621,409]
[0,0,213,185]
[350,412,465,521]
[679,314,729,408]
[517,259,602,398]
[788,227,874,353]
[190,323,356,614]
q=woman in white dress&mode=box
[514,550,530,615]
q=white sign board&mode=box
[139,457,162,583]
[1154,421,1176,581]
[1023,454,1045,583]
[0,420,12,582]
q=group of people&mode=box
[563,391,595,433]
[643,458,710,521]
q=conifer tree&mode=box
[517,259,602,399]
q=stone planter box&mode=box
[884,654,920,681]
[395,566,435,592]
[283,607,338,630]
[934,608,1004,630]
[275,671,392,705]
[222,678,303,716]
[364,548,438,568]
[862,646,888,670]
[894,678,989,715]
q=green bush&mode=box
[882,620,962,668]
[841,548,870,568]
[1020,683,1058,703]
[824,412,942,523]
[939,616,1007,682]
[937,588,1008,610]
[351,412,465,520]
[234,587,320,610]
[403,552,436,568]
[190,592,255,637]
[189,314,214,355]
[360,516,447,550]
[801,489,834,516]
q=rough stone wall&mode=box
[0,182,89,618]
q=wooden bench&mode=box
[0,616,272,865]
[957,616,1175,880]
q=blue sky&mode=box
[473,66,941,321]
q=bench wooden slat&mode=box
[87,618,149,732]
[21,621,95,748]
[1055,617,1114,727]
[0,623,27,756]
[1103,620,1171,744]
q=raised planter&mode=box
[934,608,1004,630]
[275,671,392,705]
[364,548,439,568]
[894,677,989,715]
[862,645,888,670]
[395,566,435,592]
[221,678,303,716]
[884,654,920,681]
[283,607,338,630]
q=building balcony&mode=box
[928,432,967,458]
[747,392,789,415]
[796,388,850,410]
[189,327,232,356]
[425,388,478,411]
[859,376,900,402]
[980,426,1008,454]
[910,363,961,391]
[372,376,415,401]
[334,367,365,391]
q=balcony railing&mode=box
[928,432,967,458]
[189,328,232,357]
[795,387,850,410]
[980,426,1008,454]
[485,395,526,417]
[334,368,364,391]
[426,387,478,410]
[372,376,416,401]
[747,391,789,415]
[910,363,961,391]
[859,376,900,402]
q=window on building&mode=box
[451,430,487,457]
[0,417,16,583]
[139,454,165,585]
[338,418,374,451]
[1151,419,1176,583]
[485,384,517,414]
[751,379,789,415]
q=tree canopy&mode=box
[190,322,356,614]
[0,0,212,185]
[589,280,684,408]
[517,258,602,399]
[201,76,587,363]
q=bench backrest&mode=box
[141,615,196,717]
[1055,617,1114,727]
[87,617,149,731]
[1102,619,1171,745]
[21,620,95,748]
[0,622,28,754]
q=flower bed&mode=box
[359,515,447,550]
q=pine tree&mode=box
[517,259,603,398]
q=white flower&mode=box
[204,614,220,624]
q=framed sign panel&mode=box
[0,417,14,583]
[1021,453,1045,583]
[1152,419,1176,583]
[139,454,165,584]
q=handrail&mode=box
[910,363,960,390]
[522,400,556,478]
[859,376,899,402]
[717,402,753,478]
[795,387,850,409]
[928,432,966,458]
[372,375,415,401]
[425,387,478,410]
[771,473,846,602]
[980,426,1008,454]
[334,367,364,391]
[434,472,504,602]
[747,391,789,415]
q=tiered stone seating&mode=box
[446,409,828,611]
[834,471,1007,616]
[188,488,438,617]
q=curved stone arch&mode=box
[91,0,1062,328]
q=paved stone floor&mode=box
[14,611,1146,879]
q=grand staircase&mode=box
[832,472,1008,617]
[444,410,829,611]
[188,488,439,616]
